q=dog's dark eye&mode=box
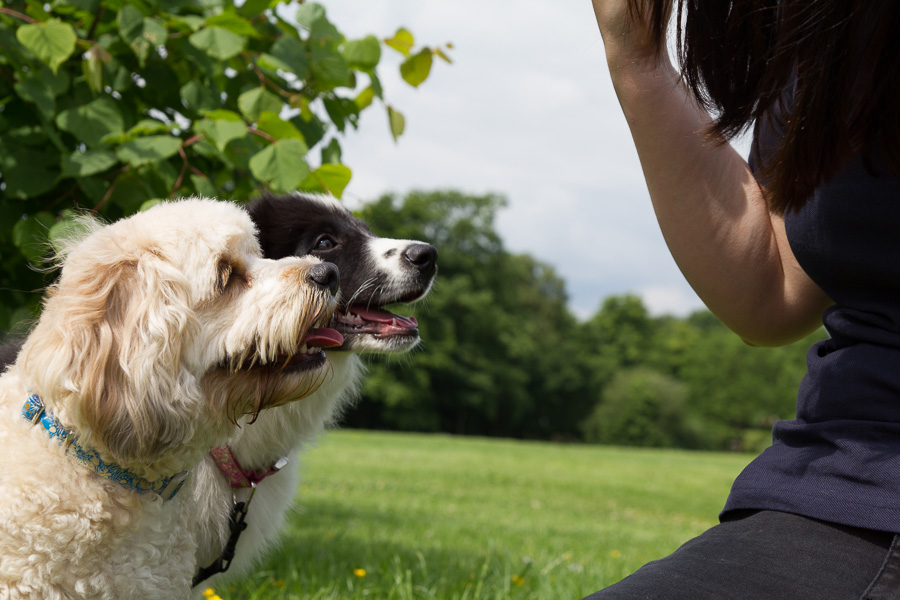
[314,236,336,251]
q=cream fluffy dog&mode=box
[0,199,343,599]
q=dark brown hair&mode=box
[633,1,900,213]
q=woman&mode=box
[586,1,900,598]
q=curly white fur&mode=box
[0,199,339,600]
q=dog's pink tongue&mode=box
[303,328,344,348]
[354,307,418,329]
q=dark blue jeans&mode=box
[583,510,900,600]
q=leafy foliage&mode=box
[0,0,451,331]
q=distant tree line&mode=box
[344,190,827,452]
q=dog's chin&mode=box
[337,331,421,354]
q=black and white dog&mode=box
[0,193,437,592]
[188,193,437,591]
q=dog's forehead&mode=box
[290,194,372,235]
[131,198,258,252]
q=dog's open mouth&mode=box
[335,306,419,340]
[286,327,345,370]
[225,328,344,373]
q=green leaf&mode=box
[106,169,155,213]
[237,87,282,122]
[115,135,182,167]
[48,216,92,253]
[248,138,310,192]
[369,70,384,99]
[323,97,359,132]
[190,173,218,198]
[13,211,56,263]
[12,214,54,265]
[194,117,248,152]
[309,17,341,46]
[126,119,171,136]
[301,163,351,199]
[354,86,375,111]
[309,45,351,87]
[321,138,341,164]
[387,105,405,142]
[16,19,77,73]
[56,97,125,147]
[170,14,206,32]
[139,199,164,211]
[400,48,433,88]
[205,13,259,38]
[269,36,309,78]
[77,176,110,205]
[13,75,57,115]
[341,35,381,69]
[435,47,453,64]
[180,80,221,115]
[12,214,54,253]
[189,26,247,61]
[294,3,326,29]
[0,145,59,198]
[239,0,272,18]
[117,6,168,67]
[61,149,118,177]
[204,109,243,121]
[14,68,70,118]
[291,112,326,148]
[256,112,304,141]
[257,53,292,73]
[384,28,414,57]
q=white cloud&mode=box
[639,284,707,318]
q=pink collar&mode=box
[209,446,288,488]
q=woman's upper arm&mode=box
[741,211,833,347]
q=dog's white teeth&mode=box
[308,346,321,354]
[299,344,309,355]
[342,313,365,326]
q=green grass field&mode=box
[210,431,754,600]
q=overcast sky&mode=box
[305,0,751,319]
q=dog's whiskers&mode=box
[345,277,378,308]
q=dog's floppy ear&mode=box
[22,244,200,464]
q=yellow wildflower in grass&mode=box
[512,575,525,587]
[609,550,622,559]
[353,568,367,578]
[202,589,223,600]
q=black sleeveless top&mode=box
[721,89,900,532]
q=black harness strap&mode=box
[192,492,253,588]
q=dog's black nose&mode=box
[308,262,340,295]
[404,243,438,276]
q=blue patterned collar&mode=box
[22,394,188,501]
